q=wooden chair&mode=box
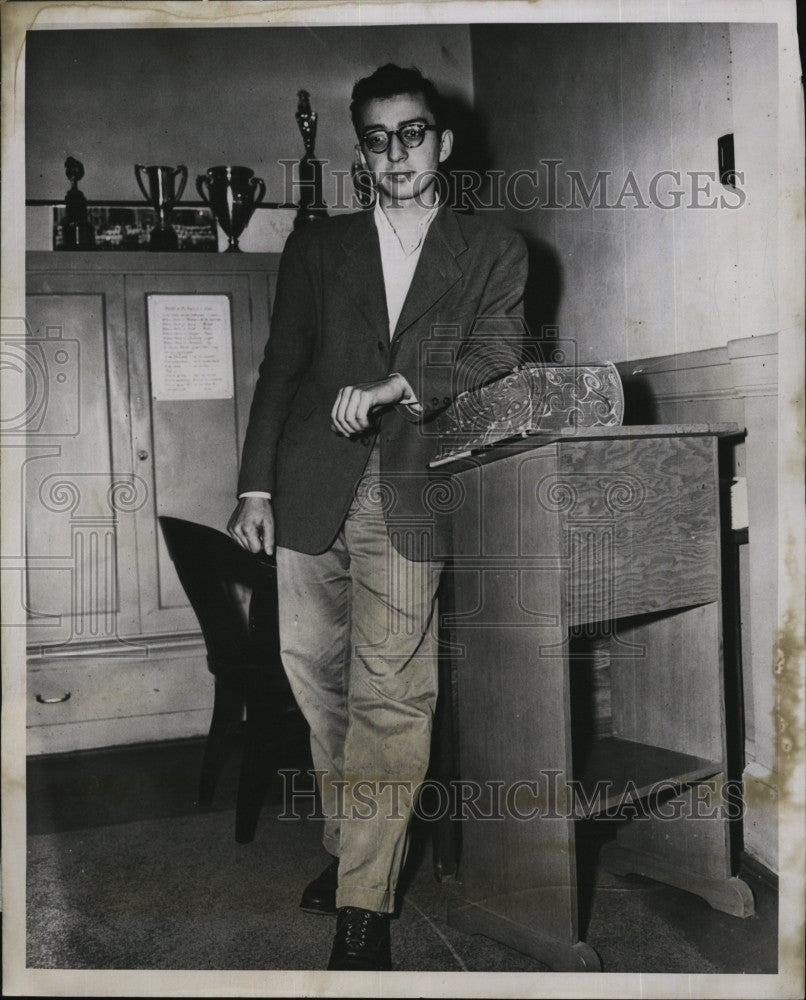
[158,515,304,843]
[159,515,460,876]
[429,571,460,882]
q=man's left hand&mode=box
[330,373,414,436]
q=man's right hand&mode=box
[228,496,275,556]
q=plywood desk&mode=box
[442,424,753,970]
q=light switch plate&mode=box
[718,133,736,188]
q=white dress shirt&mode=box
[374,197,441,337]
[240,200,440,501]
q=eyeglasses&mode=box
[360,122,439,155]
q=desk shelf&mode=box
[574,737,720,818]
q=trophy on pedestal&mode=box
[196,166,266,252]
[134,164,188,250]
[294,90,328,228]
[60,157,96,250]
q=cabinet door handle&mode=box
[35,692,72,704]
[138,449,149,461]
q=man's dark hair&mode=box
[350,64,444,133]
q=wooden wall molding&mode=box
[27,250,281,274]
[617,331,779,873]
[617,333,778,410]
[27,631,206,662]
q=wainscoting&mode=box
[618,332,778,873]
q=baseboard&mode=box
[26,735,220,834]
[26,728,313,835]
[27,732,206,764]
[740,851,779,891]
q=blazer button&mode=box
[443,395,452,406]
[377,340,387,352]
[431,397,440,407]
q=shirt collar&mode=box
[373,197,441,255]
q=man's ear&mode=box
[355,143,369,170]
[438,129,454,164]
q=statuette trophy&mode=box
[59,157,96,250]
[294,90,327,228]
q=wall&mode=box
[470,22,778,361]
[25,24,474,210]
[470,22,781,871]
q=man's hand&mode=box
[228,496,275,555]
[330,373,414,436]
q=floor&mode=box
[26,734,779,977]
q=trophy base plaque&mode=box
[148,225,179,252]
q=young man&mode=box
[229,64,527,971]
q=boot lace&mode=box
[342,907,373,950]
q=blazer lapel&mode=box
[392,205,467,342]
[336,210,389,335]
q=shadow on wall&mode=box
[442,93,495,198]
[618,372,659,424]
[441,93,565,366]
[520,236,563,363]
[444,86,666,417]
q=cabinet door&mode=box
[124,270,270,637]
[24,273,139,647]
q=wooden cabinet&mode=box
[443,425,753,970]
[24,252,280,753]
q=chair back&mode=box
[158,516,281,672]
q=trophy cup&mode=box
[60,157,96,250]
[134,164,188,250]
[294,90,328,228]
[196,166,266,252]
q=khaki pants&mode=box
[276,449,443,914]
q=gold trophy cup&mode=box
[196,166,266,252]
[134,164,188,251]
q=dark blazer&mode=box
[237,204,528,559]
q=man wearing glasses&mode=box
[229,64,527,970]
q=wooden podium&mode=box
[441,424,753,971]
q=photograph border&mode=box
[2,2,803,998]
